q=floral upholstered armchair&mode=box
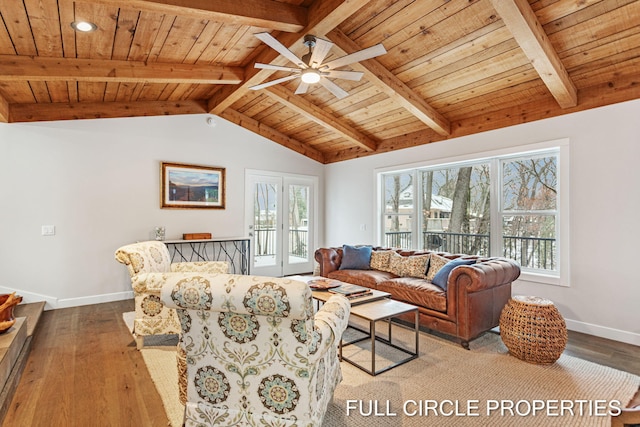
[115,241,229,349]
[160,273,351,427]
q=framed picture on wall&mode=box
[161,162,226,209]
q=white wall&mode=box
[0,114,324,309]
[323,99,640,346]
[2,101,638,345]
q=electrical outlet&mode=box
[41,225,55,236]
[359,224,367,231]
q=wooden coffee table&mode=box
[341,298,419,376]
[311,287,391,306]
[292,276,420,375]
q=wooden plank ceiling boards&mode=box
[1,0,639,163]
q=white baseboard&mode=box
[0,286,133,311]
[0,286,58,310]
[56,291,134,309]
[565,318,640,347]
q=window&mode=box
[378,141,568,285]
[500,154,558,273]
[382,172,414,248]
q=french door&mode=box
[245,171,316,277]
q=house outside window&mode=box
[378,140,568,286]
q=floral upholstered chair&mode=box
[160,273,351,427]
[115,241,229,349]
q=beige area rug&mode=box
[123,313,640,427]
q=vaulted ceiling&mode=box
[1,0,638,163]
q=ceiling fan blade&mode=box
[255,32,307,69]
[254,63,301,73]
[323,70,364,81]
[319,78,349,99]
[294,81,310,95]
[308,37,334,68]
[249,74,299,91]
[322,43,387,70]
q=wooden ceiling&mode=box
[1,0,639,163]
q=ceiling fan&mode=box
[249,32,386,99]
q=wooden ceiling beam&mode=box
[8,100,207,122]
[208,0,371,115]
[327,28,451,136]
[220,108,325,163]
[490,0,577,108]
[74,0,307,33]
[265,85,377,152]
[0,55,243,84]
[0,95,8,122]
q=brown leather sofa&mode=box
[314,246,521,349]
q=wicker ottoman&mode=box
[499,295,568,364]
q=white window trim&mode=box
[374,138,570,287]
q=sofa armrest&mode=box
[170,261,229,274]
[130,272,170,294]
[314,248,342,277]
[133,271,228,295]
[448,258,521,293]
[309,294,350,363]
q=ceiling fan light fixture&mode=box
[301,69,321,84]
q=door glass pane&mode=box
[254,182,278,268]
[288,185,309,264]
[503,215,556,271]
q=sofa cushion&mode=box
[377,277,447,313]
[388,252,406,276]
[389,254,430,279]
[432,258,477,291]
[327,269,397,289]
[370,250,395,271]
[403,254,430,279]
[339,245,372,270]
[426,253,451,281]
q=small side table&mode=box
[499,295,568,365]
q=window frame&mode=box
[375,139,570,287]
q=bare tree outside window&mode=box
[383,173,413,248]
[502,155,558,271]
[289,185,309,259]
[421,164,490,254]
[254,183,277,256]
[381,149,559,274]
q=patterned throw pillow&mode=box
[426,253,451,281]
[370,250,395,271]
[402,254,430,279]
[388,252,406,276]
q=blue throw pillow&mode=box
[431,258,476,290]
[339,245,372,270]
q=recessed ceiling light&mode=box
[71,21,97,32]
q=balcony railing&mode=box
[256,227,554,270]
[384,231,555,270]
[254,228,308,258]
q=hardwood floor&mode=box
[2,300,639,426]
[2,300,167,427]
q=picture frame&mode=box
[161,162,226,209]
